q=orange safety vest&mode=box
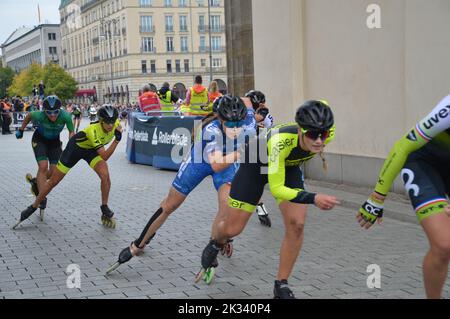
[139,92,161,114]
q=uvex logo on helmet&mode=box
[422,105,450,130]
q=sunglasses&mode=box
[302,129,330,141]
[45,110,60,116]
[224,120,245,129]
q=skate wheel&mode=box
[25,173,33,183]
[105,262,121,275]
[39,209,44,222]
[194,269,205,283]
[101,217,117,229]
[204,267,216,285]
[12,221,21,230]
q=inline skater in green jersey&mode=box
[15,96,74,220]
[13,105,123,230]
[357,94,450,299]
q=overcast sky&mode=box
[0,0,60,45]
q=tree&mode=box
[0,66,15,98]
[8,62,78,101]
[8,63,44,97]
[42,63,78,101]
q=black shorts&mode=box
[73,114,81,119]
[56,133,102,174]
[229,161,305,213]
[402,154,450,221]
[31,131,62,165]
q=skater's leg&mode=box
[210,184,231,239]
[47,164,58,180]
[93,160,110,205]
[36,160,49,194]
[421,212,450,299]
[32,169,66,208]
[277,201,307,281]
[134,187,186,249]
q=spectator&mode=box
[138,84,161,114]
[38,81,45,99]
[1,99,13,134]
[157,82,181,113]
[184,75,209,116]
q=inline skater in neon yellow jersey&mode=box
[357,94,450,299]
[13,105,123,229]
[199,100,340,297]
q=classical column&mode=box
[224,0,254,96]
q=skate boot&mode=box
[25,173,39,196]
[274,280,296,299]
[38,197,47,221]
[256,203,271,227]
[12,205,37,230]
[220,238,234,258]
[105,234,154,275]
[195,239,223,285]
[101,205,117,229]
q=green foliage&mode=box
[0,66,15,98]
[8,62,77,101]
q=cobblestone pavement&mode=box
[1,123,449,299]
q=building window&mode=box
[175,60,181,73]
[167,60,172,73]
[199,15,205,31]
[210,15,221,31]
[200,36,206,51]
[180,36,188,52]
[179,0,187,7]
[140,0,152,6]
[179,15,188,32]
[140,16,153,32]
[184,59,190,73]
[212,36,221,51]
[150,60,156,73]
[142,60,147,74]
[212,58,222,67]
[166,37,174,52]
[49,47,58,54]
[142,37,154,52]
[164,0,172,7]
[209,0,220,7]
[165,15,174,32]
[48,33,56,40]
[200,59,206,67]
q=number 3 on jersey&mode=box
[401,169,420,197]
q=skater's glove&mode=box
[114,129,122,142]
[359,197,384,224]
[15,129,24,139]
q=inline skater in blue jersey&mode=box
[106,95,255,274]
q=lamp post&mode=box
[100,18,119,103]
[207,0,213,82]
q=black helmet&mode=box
[98,104,119,124]
[212,95,224,113]
[295,100,334,131]
[245,90,266,110]
[217,95,247,122]
[43,95,62,111]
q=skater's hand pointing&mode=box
[314,194,340,211]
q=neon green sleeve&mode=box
[375,128,427,196]
[267,134,304,201]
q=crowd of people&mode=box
[3,73,450,300]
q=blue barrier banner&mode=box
[126,113,201,171]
